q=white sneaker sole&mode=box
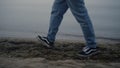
[77,51,99,57]
[36,36,51,48]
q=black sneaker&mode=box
[77,47,98,57]
[37,35,54,48]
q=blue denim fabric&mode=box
[47,0,97,48]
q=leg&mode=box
[47,0,68,42]
[66,0,97,48]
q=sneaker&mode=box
[37,35,54,48]
[77,47,98,57]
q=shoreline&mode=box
[0,30,120,43]
[0,35,119,45]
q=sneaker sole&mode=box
[36,36,51,48]
[77,51,99,57]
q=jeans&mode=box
[47,0,97,48]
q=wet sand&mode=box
[0,57,120,68]
[0,38,120,68]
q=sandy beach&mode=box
[0,37,120,68]
[0,0,120,68]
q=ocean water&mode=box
[0,0,120,40]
